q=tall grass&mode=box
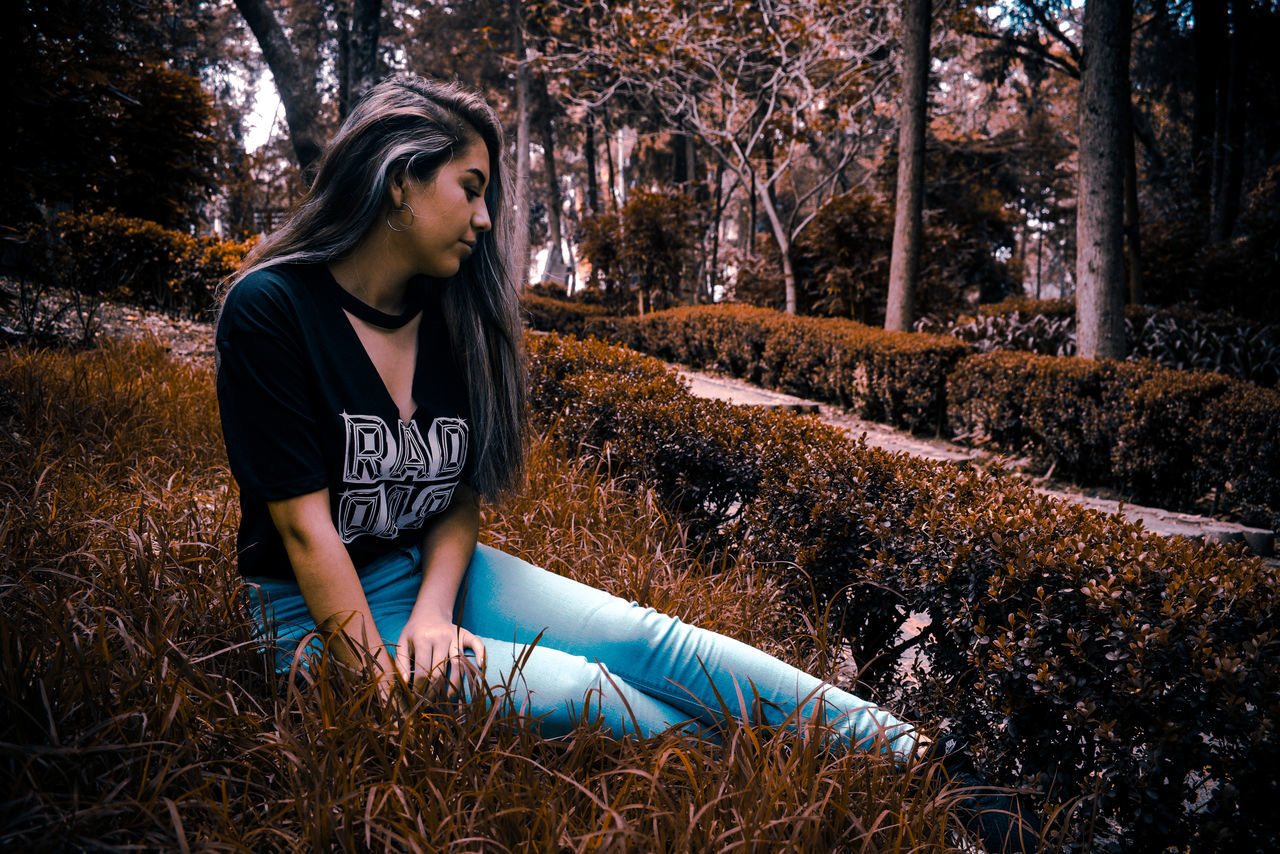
[0,338,1065,851]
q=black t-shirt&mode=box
[216,263,471,579]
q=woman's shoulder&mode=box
[219,263,328,335]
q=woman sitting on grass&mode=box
[215,73,1038,853]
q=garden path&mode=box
[679,368,1276,558]
[84,299,1274,558]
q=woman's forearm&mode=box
[268,490,393,675]
[408,485,481,624]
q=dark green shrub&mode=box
[790,189,893,323]
[949,351,1280,530]
[528,331,1280,851]
[1198,388,1280,529]
[579,188,701,312]
[927,300,1279,387]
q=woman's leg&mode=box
[245,547,701,739]
[455,545,919,758]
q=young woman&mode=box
[216,74,1037,852]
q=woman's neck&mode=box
[328,231,415,314]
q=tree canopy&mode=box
[7,0,1279,325]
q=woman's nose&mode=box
[472,203,492,233]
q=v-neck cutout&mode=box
[325,267,424,424]
[343,310,421,424]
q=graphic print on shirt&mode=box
[336,412,467,543]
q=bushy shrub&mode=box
[1127,308,1280,387]
[30,211,252,334]
[599,304,972,432]
[521,292,611,338]
[917,310,1078,357]
[790,189,893,322]
[737,177,1019,324]
[949,351,1280,529]
[947,353,1144,482]
[926,300,1280,387]
[579,188,701,312]
[529,331,1280,852]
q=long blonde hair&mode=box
[231,75,525,498]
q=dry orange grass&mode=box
[0,338,1060,851]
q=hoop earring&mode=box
[387,202,416,232]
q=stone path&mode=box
[679,368,1277,558]
[61,300,1274,559]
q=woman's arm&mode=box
[398,485,486,695]
[267,489,395,681]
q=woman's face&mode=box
[393,138,492,278]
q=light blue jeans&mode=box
[246,543,918,758]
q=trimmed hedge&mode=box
[600,304,972,432]
[949,351,1280,530]
[598,302,1279,532]
[926,299,1280,387]
[528,331,1280,852]
[521,293,611,339]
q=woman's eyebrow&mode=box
[465,167,488,188]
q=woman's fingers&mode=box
[395,625,485,699]
[394,641,414,685]
[446,641,464,695]
[460,628,487,670]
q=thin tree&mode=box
[1075,0,1130,359]
[509,0,532,289]
[885,0,931,332]
[536,0,896,314]
[233,0,382,172]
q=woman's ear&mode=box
[388,168,408,209]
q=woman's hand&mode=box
[395,615,486,697]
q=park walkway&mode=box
[94,301,1274,559]
[679,368,1277,559]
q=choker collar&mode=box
[334,280,424,329]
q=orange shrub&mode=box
[35,210,253,320]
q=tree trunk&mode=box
[509,0,531,290]
[233,0,326,172]
[603,110,619,211]
[708,162,725,303]
[755,174,797,314]
[1124,95,1143,305]
[539,104,567,279]
[885,0,931,332]
[584,112,600,215]
[1076,0,1130,360]
[344,0,382,117]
